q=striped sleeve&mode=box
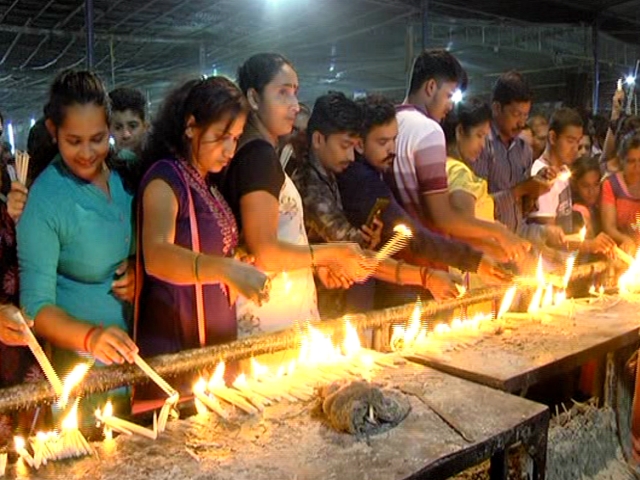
[415,128,448,195]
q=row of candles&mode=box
[12,223,640,473]
[6,320,397,473]
[4,225,417,473]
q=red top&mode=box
[601,172,640,236]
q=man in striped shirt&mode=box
[472,71,561,245]
[387,49,530,264]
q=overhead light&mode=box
[626,75,636,86]
[452,89,463,104]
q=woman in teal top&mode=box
[17,70,138,419]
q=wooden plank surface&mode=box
[405,296,640,393]
[2,362,548,480]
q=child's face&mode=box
[110,109,147,152]
[575,170,601,207]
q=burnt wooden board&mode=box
[406,297,640,393]
[2,362,548,480]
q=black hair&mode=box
[357,94,396,138]
[109,87,147,121]
[492,70,533,106]
[548,107,583,135]
[442,98,492,146]
[571,154,601,183]
[143,76,248,172]
[306,91,363,145]
[618,131,640,164]
[44,70,111,128]
[614,115,640,153]
[27,117,58,185]
[408,49,465,95]
[237,53,294,95]
[0,110,3,126]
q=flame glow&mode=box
[342,321,362,358]
[59,363,91,407]
[497,286,517,319]
[61,399,79,430]
[528,256,545,313]
[193,378,209,415]
[618,248,640,294]
[562,253,577,288]
[208,362,226,390]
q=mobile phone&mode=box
[365,198,390,228]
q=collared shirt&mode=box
[338,156,483,273]
[473,122,533,194]
[291,152,364,246]
[387,104,448,227]
[471,123,545,241]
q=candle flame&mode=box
[342,320,362,358]
[61,399,79,430]
[287,360,296,376]
[554,290,566,305]
[562,252,577,289]
[618,248,640,294]
[434,323,451,335]
[393,224,413,238]
[193,378,209,415]
[14,436,25,450]
[497,285,517,319]
[528,256,545,313]
[579,226,586,242]
[208,362,226,390]
[251,358,269,379]
[557,167,572,182]
[233,373,248,389]
[59,363,91,407]
[104,400,113,418]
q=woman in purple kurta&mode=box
[137,158,238,355]
[134,77,268,400]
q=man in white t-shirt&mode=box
[528,108,583,238]
[388,49,530,264]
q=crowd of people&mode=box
[0,48,638,443]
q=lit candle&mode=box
[14,436,34,468]
[207,363,259,415]
[232,374,271,409]
[497,286,517,320]
[375,224,413,262]
[193,378,228,419]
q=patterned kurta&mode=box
[0,202,42,447]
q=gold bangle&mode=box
[194,253,202,282]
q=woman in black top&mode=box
[222,53,372,337]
